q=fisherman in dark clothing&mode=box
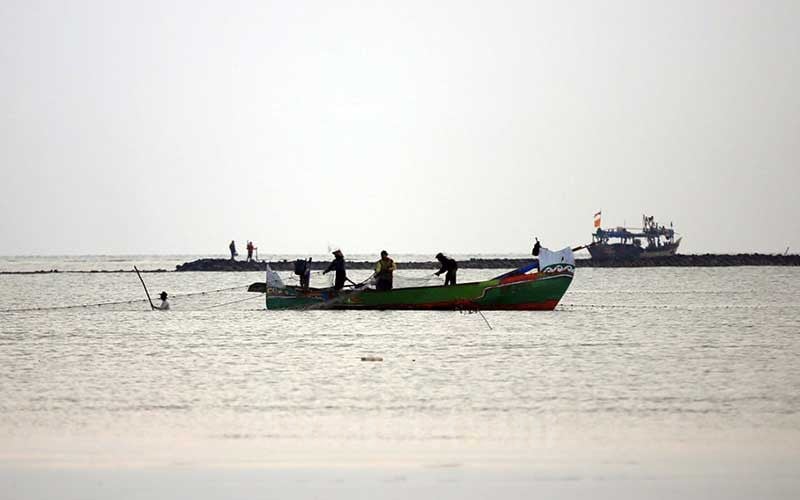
[322,249,347,290]
[532,237,541,271]
[229,240,238,260]
[301,258,312,289]
[434,253,458,286]
[294,257,312,289]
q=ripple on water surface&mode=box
[1,266,799,464]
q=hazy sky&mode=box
[1,0,798,255]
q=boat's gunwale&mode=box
[268,269,553,296]
[277,277,488,295]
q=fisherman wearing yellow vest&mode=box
[374,250,397,291]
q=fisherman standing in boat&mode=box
[434,253,458,286]
[295,257,312,289]
[154,291,170,311]
[532,237,541,270]
[374,250,397,291]
[323,249,347,291]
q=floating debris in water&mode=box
[360,356,383,362]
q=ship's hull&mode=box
[589,238,681,261]
[641,238,682,258]
[588,243,643,260]
[266,269,573,311]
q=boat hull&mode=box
[266,270,573,311]
[641,238,682,258]
[588,243,643,260]
[589,238,681,261]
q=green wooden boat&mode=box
[264,255,575,311]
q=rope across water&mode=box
[558,303,798,310]
[0,284,251,313]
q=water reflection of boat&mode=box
[263,247,576,311]
[589,214,681,261]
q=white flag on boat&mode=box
[538,247,575,273]
[266,264,285,288]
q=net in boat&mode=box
[271,269,443,290]
[376,272,444,289]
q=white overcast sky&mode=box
[1,0,798,256]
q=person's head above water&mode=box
[159,291,168,301]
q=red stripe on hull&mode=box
[481,300,560,311]
[327,299,560,311]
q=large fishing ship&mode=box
[589,213,681,261]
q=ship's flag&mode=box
[593,211,602,228]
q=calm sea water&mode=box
[1,257,799,498]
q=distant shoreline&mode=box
[1,254,798,274]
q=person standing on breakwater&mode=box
[229,240,238,260]
[323,249,347,291]
[246,241,255,262]
[154,291,170,311]
[434,253,458,286]
[374,250,397,291]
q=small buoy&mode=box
[360,356,383,362]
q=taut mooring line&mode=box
[200,294,263,310]
[0,283,251,313]
[478,310,493,330]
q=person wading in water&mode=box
[154,291,170,311]
[374,250,397,291]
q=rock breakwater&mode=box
[580,253,800,267]
[4,254,797,274]
[174,254,800,272]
